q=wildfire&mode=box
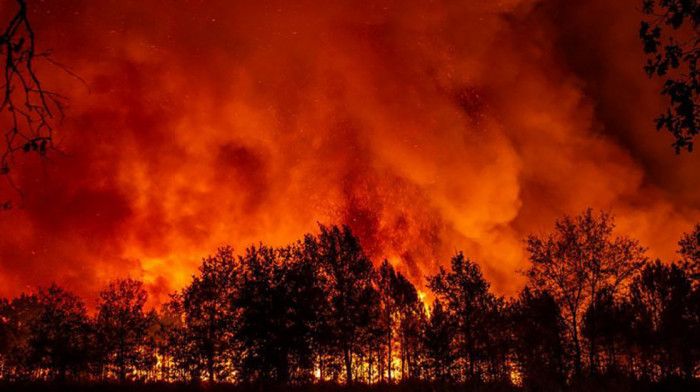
[0,0,698,308]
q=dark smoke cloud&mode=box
[0,0,697,305]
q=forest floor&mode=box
[0,378,697,392]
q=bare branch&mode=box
[0,0,68,201]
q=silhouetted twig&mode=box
[0,0,68,198]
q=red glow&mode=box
[0,0,698,307]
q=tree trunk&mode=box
[368,344,373,383]
[387,319,392,382]
[207,351,215,382]
[572,311,582,376]
[276,352,290,383]
[344,342,353,384]
[319,354,325,382]
[118,339,126,384]
[589,319,597,373]
[401,344,405,380]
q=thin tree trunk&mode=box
[344,342,353,384]
[387,317,392,382]
[572,311,582,376]
[368,344,373,383]
[207,351,215,382]
[589,322,597,373]
[379,347,384,382]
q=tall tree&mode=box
[235,245,283,382]
[480,296,511,382]
[28,285,91,382]
[96,278,151,383]
[511,288,566,390]
[427,252,496,382]
[0,293,39,380]
[162,294,203,382]
[525,209,646,374]
[392,271,424,380]
[581,288,635,374]
[312,224,378,384]
[235,244,325,383]
[421,299,455,381]
[282,243,330,382]
[144,307,178,382]
[629,260,698,378]
[181,246,240,382]
[376,260,397,382]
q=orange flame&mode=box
[0,0,698,307]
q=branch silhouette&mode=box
[0,0,68,203]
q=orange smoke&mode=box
[0,0,698,306]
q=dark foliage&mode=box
[678,223,700,281]
[0,217,697,391]
[511,288,567,390]
[96,278,152,382]
[640,0,700,152]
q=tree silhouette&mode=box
[581,287,635,374]
[393,272,424,381]
[180,246,240,382]
[0,293,39,380]
[375,260,398,382]
[481,296,510,382]
[524,209,646,374]
[312,224,378,384]
[427,252,496,382]
[145,298,185,382]
[629,260,697,378]
[160,294,203,382]
[511,288,566,390]
[235,244,324,383]
[421,299,455,381]
[282,243,331,382]
[639,0,700,152]
[28,285,91,382]
[679,223,700,282]
[0,212,697,389]
[0,0,67,196]
[235,245,284,382]
[96,278,151,383]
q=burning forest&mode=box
[0,0,698,390]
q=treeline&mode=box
[0,209,698,390]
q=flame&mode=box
[509,368,522,387]
[0,0,699,306]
